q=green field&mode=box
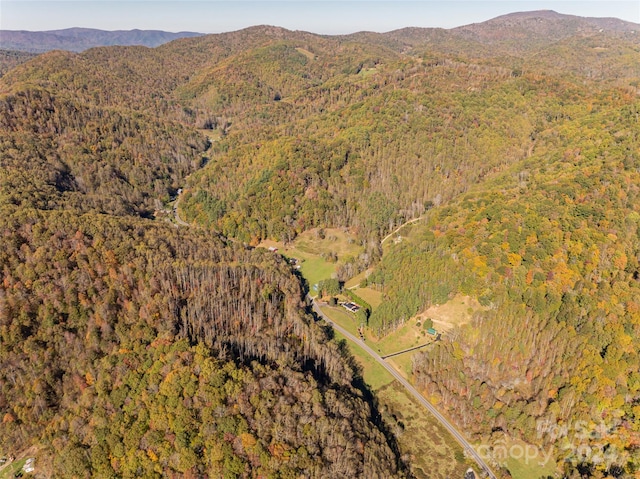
[0,458,28,479]
[349,286,384,308]
[319,305,360,336]
[343,269,368,289]
[259,228,363,291]
[367,316,436,356]
[387,351,417,379]
[502,439,558,479]
[298,255,337,290]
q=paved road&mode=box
[310,298,497,479]
[172,138,218,228]
[173,191,190,227]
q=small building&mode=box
[267,246,278,252]
[342,302,360,313]
[23,458,35,473]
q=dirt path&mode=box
[381,216,425,246]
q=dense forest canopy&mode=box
[1,9,639,478]
[373,97,640,476]
[0,208,403,477]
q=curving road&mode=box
[173,197,191,226]
[310,298,497,479]
[173,193,190,227]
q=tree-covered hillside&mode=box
[0,208,402,477]
[1,10,639,478]
[368,96,640,476]
[0,31,410,478]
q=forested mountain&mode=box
[370,97,640,476]
[0,50,37,76]
[0,28,203,53]
[1,9,639,478]
[0,209,403,477]
[0,28,405,479]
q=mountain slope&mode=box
[0,49,37,76]
[0,29,407,478]
[0,11,639,478]
[383,11,640,81]
[454,10,639,50]
[367,96,640,475]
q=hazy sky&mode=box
[2,1,639,34]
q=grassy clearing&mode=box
[259,228,362,290]
[381,220,422,253]
[505,455,557,479]
[358,67,379,78]
[350,286,384,308]
[293,228,361,259]
[295,47,316,60]
[319,305,360,336]
[387,352,417,379]
[0,458,27,479]
[298,256,336,289]
[502,439,558,479]
[419,294,484,332]
[344,268,370,289]
[366,316,436,356]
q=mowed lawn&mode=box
[502,439,558,479]
[367,316,437,356]
[258,227,363,291]
[320,305,361,337]
[0,458,27,479]
[349,286,384,308]
[298,255,336,290]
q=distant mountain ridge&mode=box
[0,27,204,52]
[451,9,639,53]
[378,10,639,54]
[1,10,638,55]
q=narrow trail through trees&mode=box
[381,215,426,246]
